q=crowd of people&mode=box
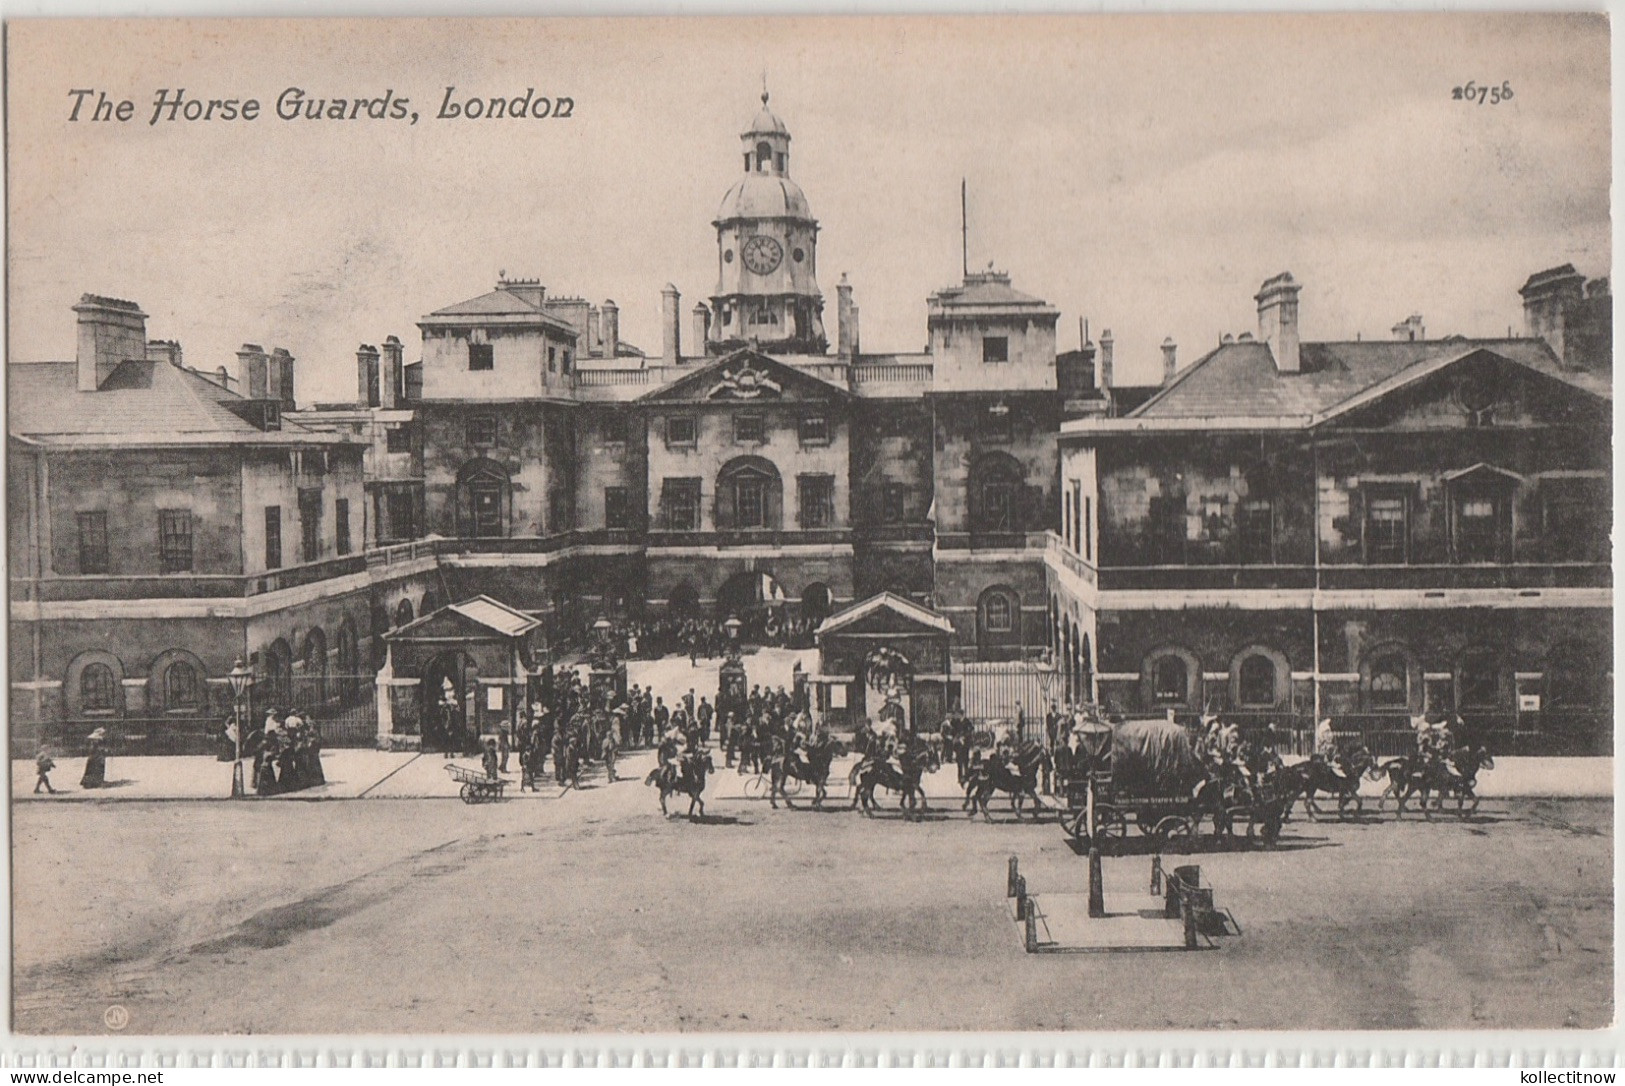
[244,708,327,795]
[581,609,819,663]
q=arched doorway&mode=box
[715,570,786,636]
[864,645,915,731]
[420,651,480,754]
[667,582,699,619]
[800,582,833,623]
[394,598,415,628]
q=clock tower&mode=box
[708,92,828,355]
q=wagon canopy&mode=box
[1110,719,1204,795]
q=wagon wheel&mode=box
[1093,805,1128,843]
[744,775,768,800]
[1337,791,1363,820]
[1064,807,1089,841]
[459,782,475,804]
[1151,816,1196,853]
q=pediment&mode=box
[638,349,851,405]
[1316,347,1610,432]
[817,592,954,638]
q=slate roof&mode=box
[423,288,578,334]
[7,360,349,448]
[386,594,541,640]
[1126,337,1608,423]
[929,276,1051,310]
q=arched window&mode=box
[970,452,1027,534]
[716,456,783,532]
[164,662,201,711]
[1153,656,1189,707]
[756,140,772,171]
[263,640,294,707]
[800,582,832,622]
[976,585,1022,660]
[1369,653,1410,710]
[302,628,328,703]
[1458,649,1502,710]
[80,664,117,713]
[1237,655,1277,708]
[395,599,415,627]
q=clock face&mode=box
[741,235,784,275]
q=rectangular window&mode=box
[604,486,630,530]
[547,346,558,374]
[735,478,766,529]
[1364,492,1408,564]
[602,413,628,445]
[561,349,573,375]
[467,415,497,447]
[264,506,282,569]
[386,489,416,541]
[547,490,573,533]
[76,511,108,574]
[335,499,351,556]
[666,415,697,447]
[299,489,322,563]
[663,478,701,531]
[982,336,1009,364]
[1238,499,1274,563]
[158,510,193,573]
[984,593,1014,632]
[882,484,908,524]
[1084,495,1093,562]
[799,475,834,529]
[735,414,765,444]
[1544,478,1607,561]
[799,415,830,446]
[468,343,494,371]
[1148,494,1185,563]
[385,426,412,454]
[1453,494,1502,563]
[982,483,1016,532]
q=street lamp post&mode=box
[228,657,254,799]
[724,615,743,662]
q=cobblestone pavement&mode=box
[12,776,1610,1034]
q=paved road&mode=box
[12,774,1610,1035]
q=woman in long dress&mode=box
[80,728,108,788]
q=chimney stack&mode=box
[602,300,619,361]
[837,274,859,360]
[1391,314,1425,342]
[357,344,381,407]
[587,307,602,357]
[380,336,404,409]
[270,347,296,410]
[692,303,711,357]
[1256,272,1302,374]
[237,344,270,399]
[1098,329,1114,390]
[662,284,681,365]
[500,277,546,309]
[1161,337,1178,384]
[146,339,183,368]
[73,294,148,392]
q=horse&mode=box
[850,744,940,818]
[648,751,715,819]
[964,743,1052,820]
[1277,745,1380,819]
[768,735,849,809]
[1417,745,1495,815]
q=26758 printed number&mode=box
[1453,81,1514,105]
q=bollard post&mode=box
[1087,847,1105,919]
[1182,896,1198,950]
[1150,854,1163,897]
[1007,855,1019,898]
[1015,875,1028,920]
[1024,910,1039,952]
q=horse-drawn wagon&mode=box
[1060,718,1286,848]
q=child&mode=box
[33,747,57,794]
[482,737,500,781]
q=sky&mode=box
[5,14,1611,401]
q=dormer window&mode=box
[263,402,280,431]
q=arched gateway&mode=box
[810,591,954,733]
